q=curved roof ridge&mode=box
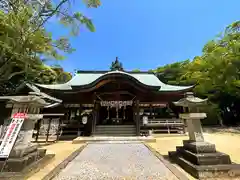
[68,70,161,88]
[35,70,194,91]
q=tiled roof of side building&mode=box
[35,70,194,92]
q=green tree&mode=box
[153,21,240,126]
[110,57,124,71]
[0,0,101,94]
[153,60,191,85]
[132,69,141,72]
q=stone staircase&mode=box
[94,125,136,136]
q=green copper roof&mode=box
[35,70,193,92]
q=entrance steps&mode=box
[72,136,156,144]
[94,125,136,136]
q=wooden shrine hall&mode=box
[2,59,194,140]
[13,68,193,139]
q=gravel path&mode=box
[53,143,179,180]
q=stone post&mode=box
[179,113,206,142]
[1,96,47,158]
[0,95,56,173]
[168,92,240,179]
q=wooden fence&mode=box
[33,114,64,143]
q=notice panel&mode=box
[0,113,26,159]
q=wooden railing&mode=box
[140,118,186,134]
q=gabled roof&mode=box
[35,70,194,92]
[1,83,62,108]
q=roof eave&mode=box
[158,85,195,92]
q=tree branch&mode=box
[35,0,68,31]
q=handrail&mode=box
[146,118,184,124]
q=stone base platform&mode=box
[72,136,156,144]
[169,140,240,179]
[0,148,55,180]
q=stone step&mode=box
[95,128,136,131]
[96,125,135,127]
[94,130,136,134]
[61,130,79,134]
[94,130,135,133]
[176,146,231,165]
[96,126,135,129]
[59,134,78,140]
[96,126,136,129]
[94,130,136,133]
[96,128,135,130]
[95,129,136,132]
[94,134,136,137]
[169,150,240,179]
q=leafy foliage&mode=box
[0,0,101,95]
[132,69,141,72]
[153,21,240,126]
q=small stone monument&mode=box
[0,95,55,177]
[168,92,240,179]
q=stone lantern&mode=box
[0,94,58,175]
[169,92,240,179]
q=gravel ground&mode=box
[53,143,179,180]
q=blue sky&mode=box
[46,0,240,73]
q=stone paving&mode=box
[53,143,179,180]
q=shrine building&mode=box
[31,68,193,138]
[0,58,194,140]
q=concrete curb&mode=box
[42,144,87,180]
[144,143,190,180]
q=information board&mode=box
[0,113,26,159]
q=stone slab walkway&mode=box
[53,143,179,180]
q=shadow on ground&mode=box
[203,127,240,134]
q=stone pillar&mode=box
[185,118,204,142]
[178,113,216,153]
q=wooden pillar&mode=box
[96,103,99,127]
[136,100,140,136]
[150,104,153,118]
[92,102,97,136]
[133,104,136,123]
[92,101,100,136]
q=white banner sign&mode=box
[0,113,26,159]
